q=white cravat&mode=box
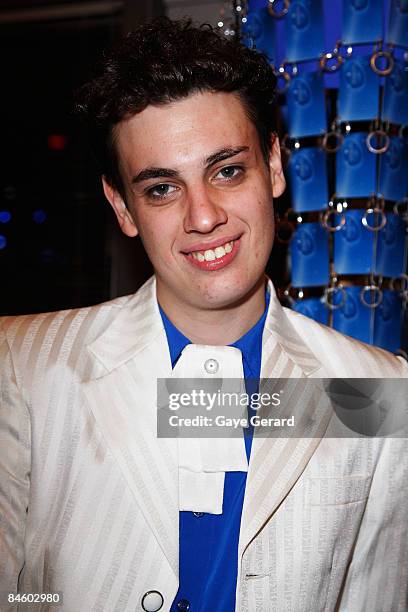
[171,344,249,514]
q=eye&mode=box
[215,165,243,181]
[147,184,178,200]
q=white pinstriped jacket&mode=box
[1,275,408,612]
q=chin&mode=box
[192,276,255,310]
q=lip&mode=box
[180,233,242,255]
[183,237,241,272]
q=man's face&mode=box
[103,91,285,312]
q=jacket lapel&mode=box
[239,280,332,558]
[81,277,179,576]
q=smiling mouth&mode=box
[190,240,234,262]
[182,238,241,271]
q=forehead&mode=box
[114,91,258,173]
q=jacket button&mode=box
[141,590,164,611]
[176,599,191,611]
[204,358,219,374]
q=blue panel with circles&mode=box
[332,286,373,343]
[242,7,277,61]
[287,147,328,212]
[383,60,408,126]
[290,222,330,287]
[342,0,383,44]
[387,0,408,47]
[335,133,376,198]
[374,290,403,352]
[285,0,325,62]
[379,137,408,202]
[286,72,327,138]
[333,209,376,274]
[375,213,407,277]
[292,297,330,324]
[338,55,380,121]
[238,0,408,353]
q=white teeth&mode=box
[214,246,226,258]
[190,239,235,262]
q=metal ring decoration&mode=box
[393,198,408,218]
[268,0,290,18]
[321,208,346,232]
[390,274,408,293]
[398,124,408,139]
[324,285,347,310]
[276,68,291,94]
[276,219,295,244]
[360,285,383,308]
[368,193,385,211]
[361,207,387,232]
[366,130,390,154]
[370,50,394,76]
[319,49,344,73]
[321,130,344,153]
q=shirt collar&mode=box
[159,289,270,375]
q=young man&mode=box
[1,17,407,612]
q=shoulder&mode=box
[0,293,132,344]
[283,306,408,378]
[0,293,134,386]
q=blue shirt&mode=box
[160,292,269,612]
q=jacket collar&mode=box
[87,275,166,375]
[87,275,322,379]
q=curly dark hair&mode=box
[76,17,277,199]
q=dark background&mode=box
[0,0,287,316]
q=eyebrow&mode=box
[131,146,249,185]
[204,146,249,167]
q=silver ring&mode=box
[321,208,346,232]
[398,125,408,139]
[390,274,408,293]
[366,130,390,154]
[322,131,344,153]
[360,285,383,308]
[325,286,347,310]
[370,50,394,76]
[393,198,408,218]
[362,208,387,232]
[268,0,290,18]
[320,50,344,73]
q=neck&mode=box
[156,276,267,345]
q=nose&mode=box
[183,187,228,234]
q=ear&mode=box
[102,176,138,237]
[268,135,286,198]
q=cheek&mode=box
[137,215,175,262]
[251,198,275,259]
